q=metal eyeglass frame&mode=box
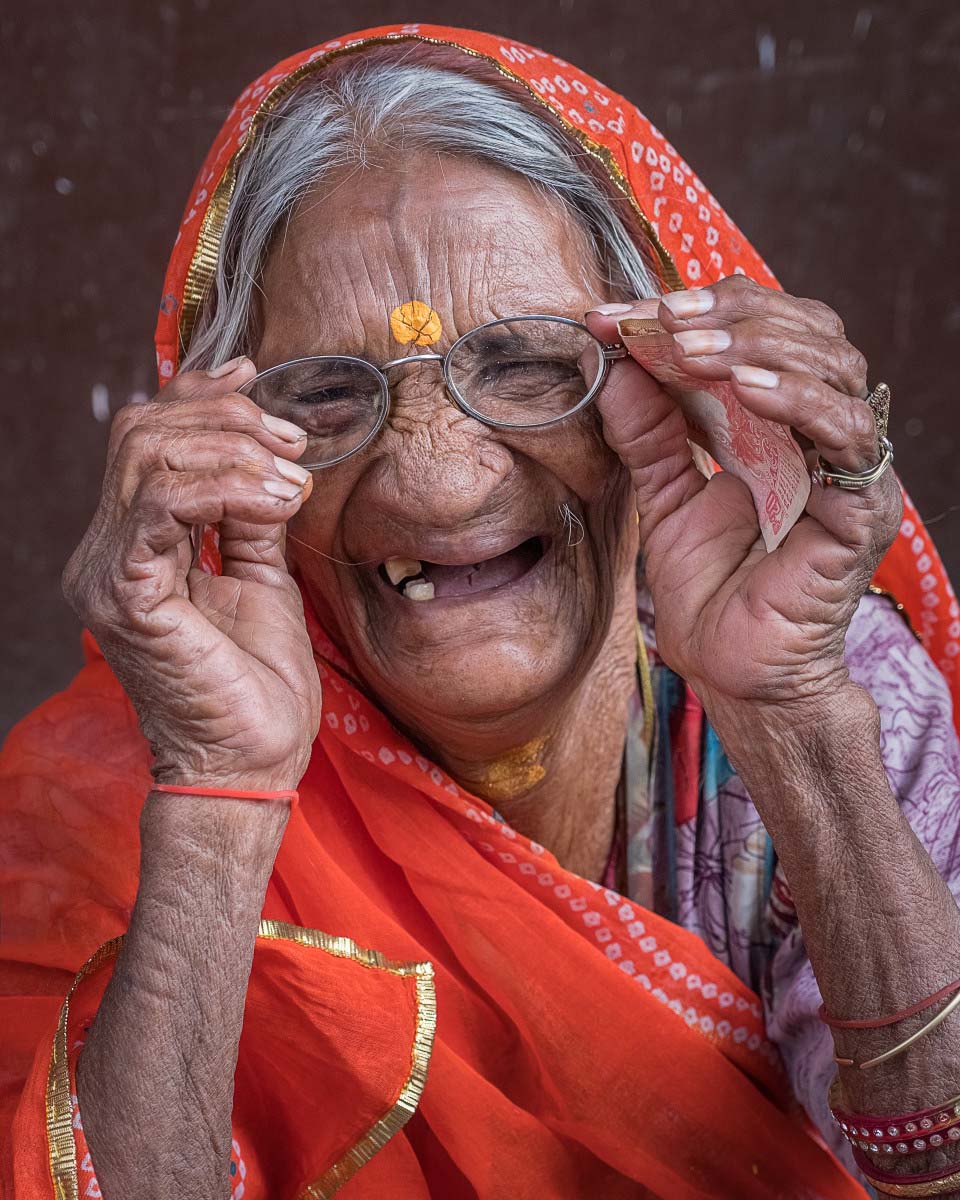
[241,314,628,469]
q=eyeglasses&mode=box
[239,315,627,470]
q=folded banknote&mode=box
[617,306,810,551]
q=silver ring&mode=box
[812,436,894,490]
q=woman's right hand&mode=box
[62,358,322,792]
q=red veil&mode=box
[4,24,954,1198]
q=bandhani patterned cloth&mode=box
[2,23,958,1200]
[153,23,960,723]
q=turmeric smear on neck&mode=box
[470,737,549,802]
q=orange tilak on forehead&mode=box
[390,301,443,346]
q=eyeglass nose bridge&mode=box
[375,339,625,431]
[376,351,471,422]
[380,352,447,371]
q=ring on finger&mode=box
[813,436,894,490]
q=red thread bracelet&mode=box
[819,978,960,1029]
[153,784,298,809]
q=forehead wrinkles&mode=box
[258,159,605,362]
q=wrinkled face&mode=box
[256,153,635,743]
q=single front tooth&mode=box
[385,556,423,586]
[403,579,436,602]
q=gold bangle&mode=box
[864,1167,960,1197]
[835,991,960,1071]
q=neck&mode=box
[434,574,639,883]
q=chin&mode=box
[331,542,607,728]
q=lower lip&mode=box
[373,538,553,610]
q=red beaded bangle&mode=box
[820,978,960,1030]
[839,1114,960,1157]
[152,784,299,809]
[832,1092,960,1133]
[830,1083,960,1158]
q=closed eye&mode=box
[477,359,580,385]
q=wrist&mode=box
[706,680,878,765]
[705,682,897,836]
[151,757,307,795]
[142,787,291,864]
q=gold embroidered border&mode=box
[175,32,683,359]
[45,937,123,1200]
[45,922,436,1200]
[260,924,437,1199]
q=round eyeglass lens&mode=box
[240,356,388,468]
[445,317,605,428]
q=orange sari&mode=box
[2,24,955,1199]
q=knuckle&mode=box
[217,392,263,427]
[119,421,165,463]
[135,465,178,511]
[846,346,869,387]
[797,377,827,423]
[718,274,760,311]
[748,321,787,358]
[847,399,877,445]
[218,429,274,467]
[806,298,845,336]
[108,402,146,447]
[170,368,219,397]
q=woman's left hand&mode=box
[586,276,903,717]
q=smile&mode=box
[377,536,549,602]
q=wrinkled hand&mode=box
[586,276,902,714]
[62,359,322,790]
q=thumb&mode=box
[586,330,704,540]
[171,355,259,402]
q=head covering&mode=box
[154,23,960,727]
[6,23,948,1197]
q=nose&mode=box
[371,364,515,527]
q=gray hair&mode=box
[181,47,661,370]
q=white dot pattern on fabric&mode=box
[310,638,778,1068]
[155,22,960,728]
[155,22,780,382]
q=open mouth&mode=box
[378,536,548,601]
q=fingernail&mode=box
[261,412,307,441]
[662,289,715,319]
[208,355,252,378]
[273,455,310,486]
[263,478,303,500]
[730,364,780,388]
[674,329,731,356]
[588,302,634,316]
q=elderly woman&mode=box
[4,23,960,1200]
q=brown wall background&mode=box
[3,0,958,738]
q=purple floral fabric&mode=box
[636,592,960,1173]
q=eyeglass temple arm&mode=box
[383,348,627,369]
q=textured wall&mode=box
[3,0,958,737]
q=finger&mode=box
[727,363,903,554]
[585,341,706,544]
[109,426,307,507]
[125,465,310,561]
[727,366,879,472]
[219,472,314,580]
[664,318,867,398]
[657,276,848,339]
[106,360,307,471]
